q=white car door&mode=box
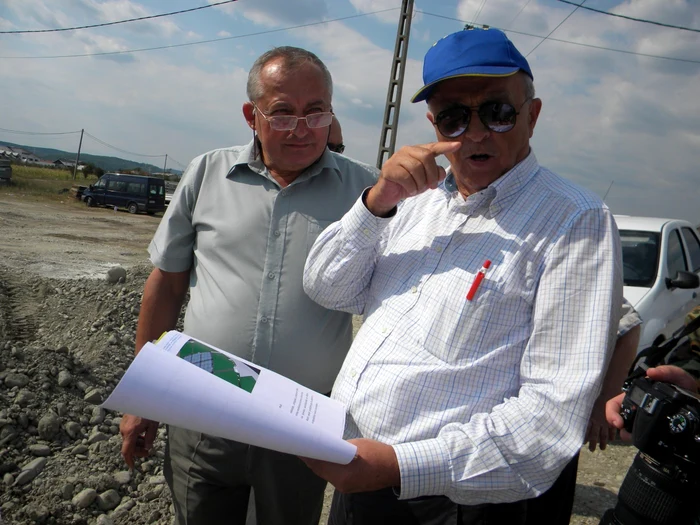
[679,226,700,312]
[664,227,698,337]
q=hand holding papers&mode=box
[103,331,356,464]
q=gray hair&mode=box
[246,46,333,102]
[522,73,535,100]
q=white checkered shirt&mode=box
[303,152,623,505]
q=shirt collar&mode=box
[227,139,342,185]
[440,150,540,216]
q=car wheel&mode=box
[127,203,138,214]
[86,196,95,207]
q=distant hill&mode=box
[0,141,183,176]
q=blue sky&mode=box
[1,0,699,222]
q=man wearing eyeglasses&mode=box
[118,46,377,525]
[302,28,622,523]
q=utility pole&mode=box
[163,154,168,178]
[376,0,414,169]
[72,129,84,180]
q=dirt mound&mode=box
[0,265,176,525]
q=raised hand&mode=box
[366,141,461,217]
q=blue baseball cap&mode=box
[411,28,533,103]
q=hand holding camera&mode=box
[600,365,700,525]
[605,365,699,441]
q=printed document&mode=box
[102,331,356,464]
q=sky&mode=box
[1,0,699,223]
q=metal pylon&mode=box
[376,0,414,169]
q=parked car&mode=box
[0,159,12,183]
[82,173,165,215]
[616,215,700,353]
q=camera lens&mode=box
[600,452,699,525]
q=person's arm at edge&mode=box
[585,324,640,451]
[119,268,189,469]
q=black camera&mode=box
[599,376,700,525]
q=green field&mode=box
[1,165,99,203]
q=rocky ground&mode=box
[0,264,178,525]
[0,196,637,524]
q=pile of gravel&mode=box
[0,265,179,525]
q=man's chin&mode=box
[284,147,324,165]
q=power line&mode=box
[415,10,700,65]
[84,131,165,158]
[506,0,534,28]
[473,0,489,23]
[0,126,187,167]
[526,0,586,57]
[0,8,399,60]
[0,126,82,136]
[168,157,187,169]
[0,0,239,35]
[557,0,700,34]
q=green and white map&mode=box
[177,339,259,393]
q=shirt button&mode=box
[261,316,268,323]
[435,246,443,253]
[268,272,275,279]
[411,286,417,294]
[274,230,281,237]
[362,228,370,236]
[350,369,357,377]
[381,327,388,334]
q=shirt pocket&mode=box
[307,219,334,253]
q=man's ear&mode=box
[426,111,435,125]
[243,102,256,131]
[527,98,542,138]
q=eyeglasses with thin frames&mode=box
[253,103,334,131]
[434,98,533,137]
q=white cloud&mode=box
[0,53,251,163]
[0,17,16,30]
[4,0,183,39]
[1,0,699,223]
[211,0,328,27]
[348,0,403,24]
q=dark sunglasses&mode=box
[328,143,345,154]
[434,99,532,137]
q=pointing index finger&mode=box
[423,141,461,157]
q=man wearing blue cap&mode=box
[303,28,621,523]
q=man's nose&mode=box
[291,119,310,138]
[462,112,490,142]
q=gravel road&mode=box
[0,194,637,524]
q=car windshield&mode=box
[620,230,660,287]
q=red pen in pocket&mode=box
[466,260,491,301]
